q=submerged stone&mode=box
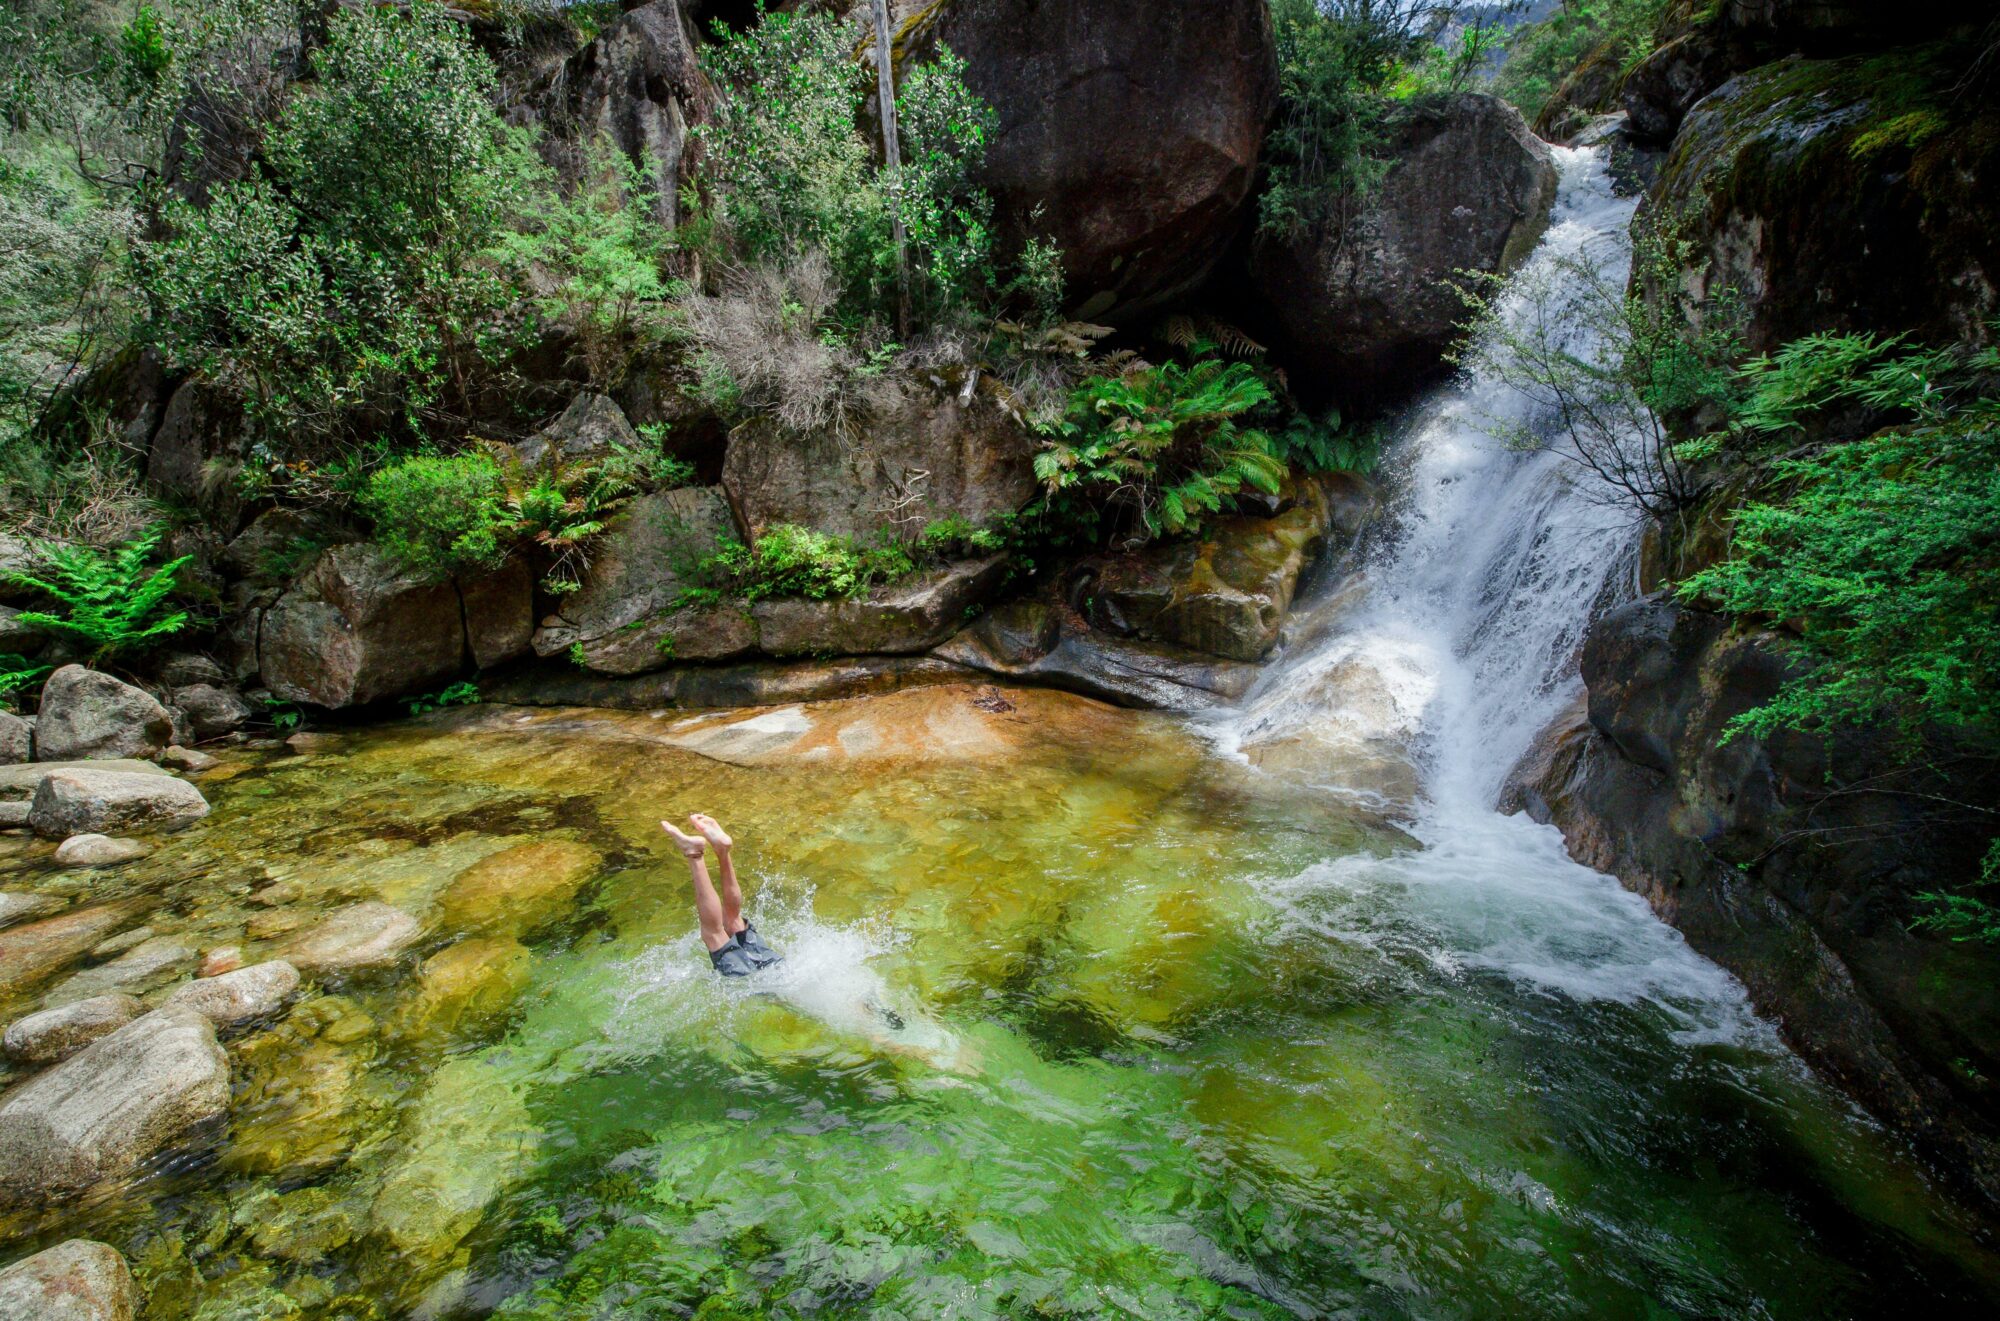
[369,1058,538,1273]
[163,960,301,1028]
[222,1020,366,1177]
[0,902,146,1001]
[398,937,533,1038]
[436,840,601,939]
[272,901,422,972]
[52,834,151,868]
[3,993,145,1066]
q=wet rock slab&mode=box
[3,994,144,1066]
[0,1238,136,1321]
[28,769,209,838]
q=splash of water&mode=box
[1208,147,1765,1034]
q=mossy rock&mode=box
[1650,41,2000,351]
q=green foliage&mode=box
[913,515,1003,562]
[4,525,191,661]
[683,524,916,604]
[1391,14,1509,98]
[140,1,542,440]
[1261,0,1451,240]
[1492,0,1671,123]
[1913,842,2000,946]
[692,5,997,331]
[1678,333,2000,744]
[359,452,511,579]
[407,679,480,716]
[0,654,51,709]
[1272,409,1382,475]
[1034,355,1288,544]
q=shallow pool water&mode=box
[1,687,1995,1319]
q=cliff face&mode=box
[1505,596,2000,1210]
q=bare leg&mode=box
[662,821,731,952]
[690,814,744,935]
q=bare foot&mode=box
[689,813,733,853]
[660,820,705,860]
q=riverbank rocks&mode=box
[168,683,254,741]
[1652,45,2000,353]
[1252,93,1557,401]
[753,557,1009,658]
[3,994,144,1066]
[0,711,29,763]
[28,769,209,838]
[1509,593,2000,1210]
[437,840,601,939]
[31,666,172,762]
[721,389,1036,541]
[272,902,422,972]
[0,758,169,801]
[531,486,739,669]
[917,0,1277,317]
[260,545,465,708]
[0,1007,229,1207]
[0,1239,137,1321]
[52,834,151,868]
[163,960,300,1028]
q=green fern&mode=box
[0,654,51,709]
[5,527,192,662]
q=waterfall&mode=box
[1207,146,1760,1028]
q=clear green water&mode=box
[0,690,1995,1319]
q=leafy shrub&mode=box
[4,525,191,661]
[360,452,511,579]
[407,679,480,716]
[140,1,542,440]
[914,515,1003,562]
[692,4,996,331]
[683,524,916,604]
[1492,0,1671,124]
[1034,355,1288,544]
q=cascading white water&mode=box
[1208,146,1760,1029]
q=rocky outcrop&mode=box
[531,486,739,669]
[1619,27,1732,145]
[145,381,252,533]
[537,0,708,227]
[1722,0,1990,53]
[32,666,173,762]
[915,0,1277,319]
[28,769,209,838]
[0,1239,137,1321]
[513,391,640,468]
[162,960,301,1027]
[490,651,971,710]
[0,1007,230,1207]
[937,600,1261,710]
[1651,45,2000,353]
[259,544,532,708]
[3,994,144,1066]
[722,389,1036,542]
[1251,94,1558,400]
[1508,594,2000,1210]
[753,557,1009,658]
[1068,475,1375,662]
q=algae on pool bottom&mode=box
[0,687,1996,1317]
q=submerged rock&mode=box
[368,1058,538,1273]
[52,834,151,867]
[272,902,422,973]
[398,938,534,1038]
[0,1238,137,1321]
[437,840,601,940]
[46,934,198,1006]
[1252,93,1557,400]
[0,1007,229,1207]
[0,903,144,1000]
[223,1020,365,1177]
[163,960,300,1028]
[0,891,62,931]
[28,769,209,838]
[2,993,144,1066]
[31,666,173,763]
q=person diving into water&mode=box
[661,814,783,977]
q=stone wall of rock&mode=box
[1504,595,2000,1211]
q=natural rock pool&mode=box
[2,686,1996,1317]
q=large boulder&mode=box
[531,487,740,668]
[0,1007,230,1207]
[722,389,1036,541]
[1071,475,1374,662]
[1619,27,1733,146]
[1508,594,2000,1211]
[32,666,173,762]
[3,994,145,1066]
[1252,93,1557,401]
[28,769,209,838]
[145,381,251,533]
[0,1239,137,1321]
[512,391,640,469]
[259,544,528,707]
[260,544,462,707]
[752,557,1010,658]
[537,0,708,227]
[1649,46,2000,354]
[0,758,170,801]
[916,0,1278,319]
[0,711,29,764]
